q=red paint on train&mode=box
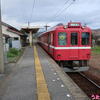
[38,22,92,70]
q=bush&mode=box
[92,46,100,54]
[7,48,20,57]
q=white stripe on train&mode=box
[38,41,91,49]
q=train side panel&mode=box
[38,31,55,59]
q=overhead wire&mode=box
[20,1,28,25]
[29,0,36,24]
[52,0,71,18]
[28,0,75,28]
[55,0,75,19]
[47,0,71,24]
[46,0,75,25]
[63,0,76,21]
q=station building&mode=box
[2,22,22,51]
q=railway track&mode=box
[67,72,100,99]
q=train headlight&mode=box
[64,25,67,29]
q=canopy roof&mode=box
[21,27,40,34]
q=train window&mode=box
[71,33,78,45]
[48,34,51,44]
[82,32,90,45]
[58,32,67,45]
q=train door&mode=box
[48,33,51,52]
[48,33,54,55]
[69,32,79,59]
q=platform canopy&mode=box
[21,26,40,34]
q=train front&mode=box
[54,22,92,72]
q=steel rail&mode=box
[79,72,100,89]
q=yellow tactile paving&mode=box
[34,46,51,100]
[38,93,51,100]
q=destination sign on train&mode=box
[70,23,80,26]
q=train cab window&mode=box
[71,33,78,45]
[82,32,90,45]
[58,32,67,45]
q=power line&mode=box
[55,0,75,19]
[47,0,75,24]
[65,0,75,20]
[52,0,71,18]
[47,0,71,23]
[29,0,36,23]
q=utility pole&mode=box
[0,0,4,73]
[28,21,30,28]
[44,24,50,31]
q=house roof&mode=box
[92,29,100,36]
[2,22,23,36]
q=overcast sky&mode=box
[1,0,100,29]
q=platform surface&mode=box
[0,45,89,100]
[37,45,89,100]
[1,47,36,100]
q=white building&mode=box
[2,22,22,51]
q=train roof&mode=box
[38,22,91,37]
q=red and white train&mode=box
[38,22,92,72]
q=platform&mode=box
[0,45,90,100]
[36,45,89,100]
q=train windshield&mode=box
[58,32,67,45]
[71,33,78,45]
[82,32,90,45]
